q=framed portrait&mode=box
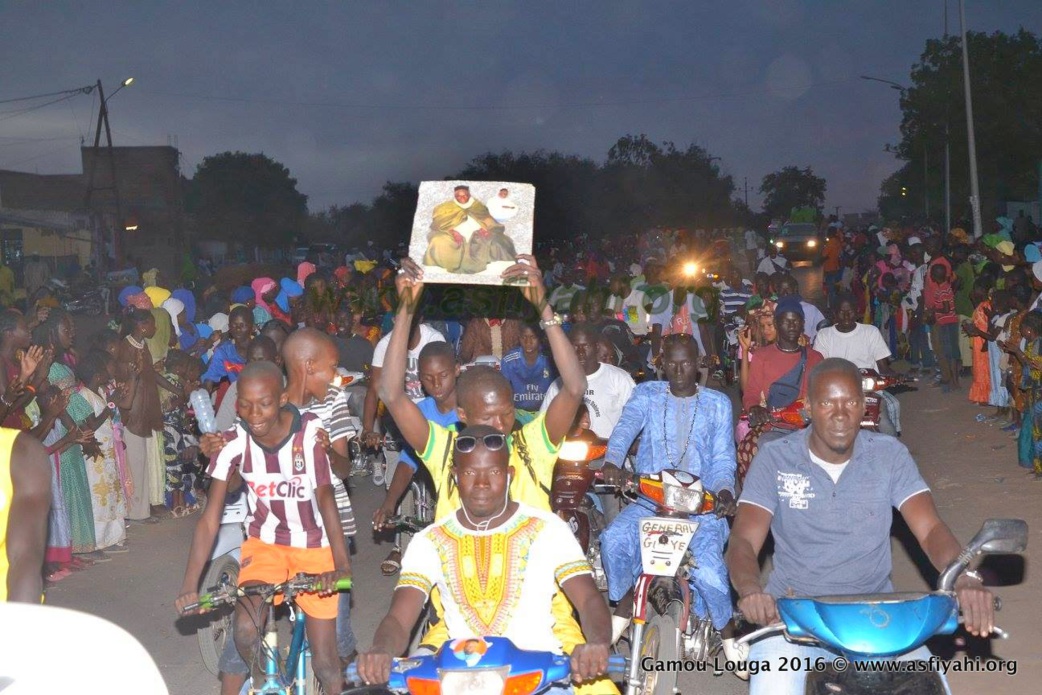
[408,180,534,285]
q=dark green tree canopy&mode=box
[759,166,827,221]
[304,135,752,247]
[187,151,308,246]
[878,30,1042,222]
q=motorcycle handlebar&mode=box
[344,654,629,686]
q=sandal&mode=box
[381,547,402,576]
[45,568,71,583]
[170,506,187,518]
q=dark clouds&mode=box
[1,0,1039,216]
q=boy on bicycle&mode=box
[176,361,351,694]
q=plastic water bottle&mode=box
[190,389,217,434]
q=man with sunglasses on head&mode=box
[379,257,619,695]
[356,425,611,692]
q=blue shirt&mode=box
[399,397,460,471]
[500,348,557,412]
[201,341,247,384]
[605,381,735,494]
[739,428,930,599]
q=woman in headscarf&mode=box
[143,286,171,310]
[32,310,99,557]
[297,261,317,286]
[147,306,175,367]
[271,277,302,325]
[168,289,203,355]
[302,271,337,334]
[250,277,277,325]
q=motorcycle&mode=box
[604,470,732,695]
[737,518,1028,695]
[343,636,627,695]
[45,277,105,316]
[551,434,610,591]
[736,398,809,485]
[859,368,915,435]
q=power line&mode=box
[0,92,84,122]
[0,85,93,106]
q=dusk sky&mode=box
[2,1,1040,219]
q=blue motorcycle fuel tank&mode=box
[777,592,959,658]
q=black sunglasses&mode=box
[454,433,507,453]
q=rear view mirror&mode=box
[937,518,1029,592]
[973,519,1029,555]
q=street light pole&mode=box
[944,0,952,233]
[959,0,983,238]
[84,77,134,268]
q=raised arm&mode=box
[375,259,432,454]
[502,255,586,445]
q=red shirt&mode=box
[924,281,958,325]
[743,344,825,410]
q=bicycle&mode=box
[182,573,353,695]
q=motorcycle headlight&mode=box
[775,241,784,249]
[663,483,705,514]
[806,239,817,248]
[438,666,512,695]
[558,440,590,462]
[861,376,877,392]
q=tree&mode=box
[759,166,827,221]
[881,30,1042,224]
[187,152,308,246]
[456,150,602,241]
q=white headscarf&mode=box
[208,312,229,334]
[161,298,184,336]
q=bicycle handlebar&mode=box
[376,515,429,533]
[181,574,353,614]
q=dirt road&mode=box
[42,372,1040,695]
[46,276,1041,694]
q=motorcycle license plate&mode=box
[638,517,699,577]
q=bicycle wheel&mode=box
[198,554,239,676]
[401,480,434,527]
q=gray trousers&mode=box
[123,430,154,520]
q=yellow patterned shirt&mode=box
[398,504,592,653]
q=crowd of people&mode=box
[0,216,1035,694]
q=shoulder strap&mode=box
[515,426,551,497]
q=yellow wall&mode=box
[4,226,92,265]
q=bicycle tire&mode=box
[198,555,240,676]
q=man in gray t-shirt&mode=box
[726,358,996,695]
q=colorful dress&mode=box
[1018,338,1042,474]
[968,301,991,404]
[80,387,127,548]
[160,372,198,507]
[101,383,133,502]
[48,362,97,554]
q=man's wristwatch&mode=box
[539,313,564,329]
